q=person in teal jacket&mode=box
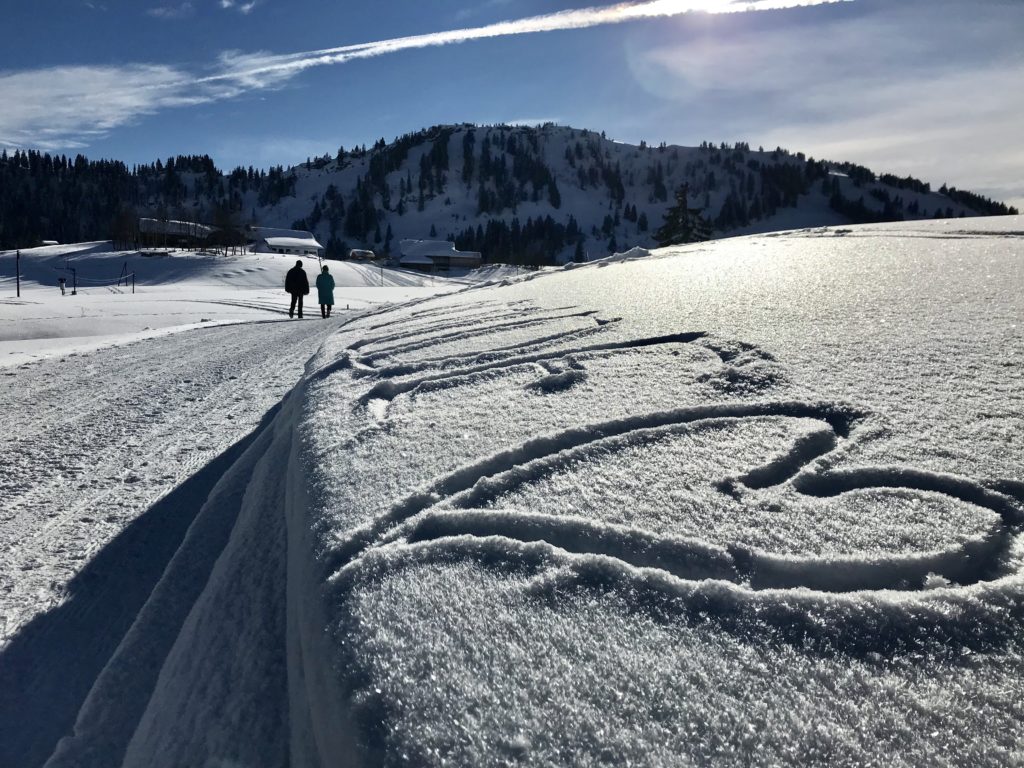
[316,265,336,318]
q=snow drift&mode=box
[33,217,1024,766]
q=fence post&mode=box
[15,250,20,297]
[132,272,135,294]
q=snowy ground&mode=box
[2,220,1023,766]
[0,243,447,367]
[0,243,454,767]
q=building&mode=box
[139,218,215,248]
[245,226,324,258]
[399,239,482,271]
[254,235,324,258]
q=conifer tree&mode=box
[655,184,711,246]
[573,239,586,263]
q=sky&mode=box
[1,0,1021,209]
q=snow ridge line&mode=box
[396,509,739,583]
[794,467,1024,525]
[358,321,615,378]
[354,331,708,404]
[321,400,866,579]
[357,310,601,363]
[346,303,574,350]
[335,533,1024,656]
[385,506,1009,594]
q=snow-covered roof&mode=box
[262,236,324,250]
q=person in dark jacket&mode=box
[315,265,336,318]
[284,260,309,318]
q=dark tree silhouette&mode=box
[655,184,711,246]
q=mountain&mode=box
[0,123,1017,261]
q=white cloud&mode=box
[147,2,194,19]
[2,0,844,151]
[220,0,258,13]
[0,65,204,150]
[627,0,1024,206]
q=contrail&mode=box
[204,0,850,86]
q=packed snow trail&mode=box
[0,317,338,768]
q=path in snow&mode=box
[0,317,337,768]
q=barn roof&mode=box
[263,236,324,250]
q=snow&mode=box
[0,242,453,367]
[289,215,1023,765]
[261,236,325,250]
[2,217,1023,766]
[0,241,455,767]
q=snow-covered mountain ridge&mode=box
[1,124,1017,261]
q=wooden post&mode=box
[15,250,20,297]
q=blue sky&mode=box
[1,0,1021,208]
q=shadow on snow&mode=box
[0,402,281,768]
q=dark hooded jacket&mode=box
[285,264,309,295]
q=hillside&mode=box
[0,124,1018,262]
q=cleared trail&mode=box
[0,317,337,768]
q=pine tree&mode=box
[548,179,561,209]
[573,239,585,263]
[655,184,711,246]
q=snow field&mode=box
[0,241,456,766]
[284,218,1023,764]
[0,318,341,768]
[3,218,1021,766]
[0,242,457,367]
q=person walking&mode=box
[316,265,336,319]
[285,260,309,318]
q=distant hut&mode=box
[399,240,482,272]
[246,226,324,258]
[139,218,214,249]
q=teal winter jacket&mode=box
[316,273,335,306]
